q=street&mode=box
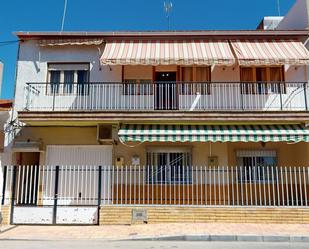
[0,241,308,249]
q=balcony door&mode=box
[155,72,178,110]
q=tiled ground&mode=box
[1,223,309,240]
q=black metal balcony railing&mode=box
[24,82,309,111]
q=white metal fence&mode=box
[2,165,309,207]
[24,82,309,111]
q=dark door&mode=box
[155,72,178,110]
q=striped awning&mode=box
[118,124,309,143]
[231,39,309,65]
[100,40,235,66]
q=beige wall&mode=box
[124,66,153,80]
[115,141,228,166]
[121,65,305,83]
[12,126,309,166]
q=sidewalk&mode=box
[1,223,309,241]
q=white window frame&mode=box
[146,147,192,184]
[47,63,90,95]
[236,150,277,183]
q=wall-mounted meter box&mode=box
[115,157,125,167]
[208,156,218,167]
[131,155,140,166]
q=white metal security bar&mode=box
[2,165,309,207]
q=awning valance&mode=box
[231,39,309,65]
[100,40,235,66]
[118,124,309,143]
[39,39,104,46]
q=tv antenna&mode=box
[61,0,68,31]
[277,0,281,16]
[164,1,173,30]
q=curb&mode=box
[0,226,17,234]
[129,234,309,242]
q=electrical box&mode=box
[208,156,218,167]
[115,157,124,167]
[131,155,140,166]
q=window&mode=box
[236,150,277,182]
[240,66,285,94]
[180,66,211,95]
[123,79,153,95]
[47,63,90,95]
[146,148,192,184]
[123,66,153,95]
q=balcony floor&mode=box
[18,110,309,125]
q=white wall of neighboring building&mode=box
[277,0,309,30]
[14,40,122,111]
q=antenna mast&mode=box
[164,1,173,30]
[61,0,68,31]
[277,0,281,16]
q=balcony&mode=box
[24,82,309,112]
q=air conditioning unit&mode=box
[97,124,114,143]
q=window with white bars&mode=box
[236,150,277,182]
[146,148,192,184]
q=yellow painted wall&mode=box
[16,127,98,146]
[114,141,228,166]
[13,127,309,166]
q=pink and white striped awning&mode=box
[100,40,235,66]
[231,39,309,66]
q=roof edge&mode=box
[14,30,309,39]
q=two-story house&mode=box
[2,27,309,225]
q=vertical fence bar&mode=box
[97,166,102,224]
[205,166,207,205]
[263,167,266,206]
[232,166,234,206]
[290,166,294,206]
[294,167,299,206]
[258,166,262,206]
[266,167,271,206]
[209,166,212,205]
[52,166,60,225]
[1,166,7,206]
[200,166,203,206]
[298,167,303,206]
[236,166,239,205]
[280,167,284,206]
[285,167,289,206]
[9,166,17,225]
[249,167,252,206]
[304,167,308,207]
[98,166,102,207]
[275,167,279,206]
[227,166,230,206]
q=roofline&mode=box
[14,30,309,39]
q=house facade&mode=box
[2,26,309,225]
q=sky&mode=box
[0,0,296,99]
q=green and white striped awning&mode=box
[118,124,309,143]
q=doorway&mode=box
[16,152,40,205]
[155,72,178,110]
